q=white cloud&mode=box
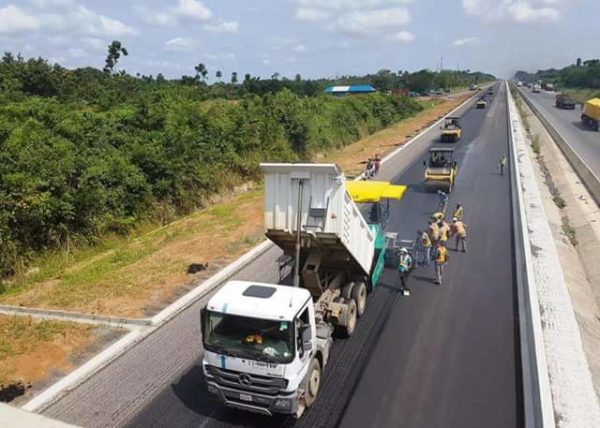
[0,3,134,37]
[141,0,212,26]
[451,36,479,46]
[295,7,330,22]
[30,0,74,8]
[203,19,239,33]
[165,37,196,52]
[68,47,86,58]
[386,30,415,43]
[293,44,307,52]
[462,0,564,23]
[0,5,41,33]
[334,7,411,37]
[175,0,212,21]
[202,52,235,61]
[295,0,415,10]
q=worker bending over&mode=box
[427,219,440,246]
[451,217,467,252]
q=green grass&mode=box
[559,88,600,104]
[531,135,541,155]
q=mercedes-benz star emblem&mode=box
[239,373,252,386]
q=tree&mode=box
[103,40,128,74]
[195,63,208,81]
[216,70,222,81]
[244,73,251,82]
[294,73,301,82]
[271,72,280,80]
[156,73,165,83]
[231,71,238,84]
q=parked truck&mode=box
[582,98,600,131]
[200,163,406,418]
[555,93,576,110]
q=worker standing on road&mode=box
[437,190,449,213]
[438,219,450,245]
[452,203,464,220]
[398,247,413,296]
[433,241,448,285]
[419,229,432,267]
[373,154,381,175]
[427,219,440,246]
[451,217,467,252]
[499,155,508,176]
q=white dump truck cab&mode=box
[201,280,332,417]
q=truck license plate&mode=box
[239,393,252,402]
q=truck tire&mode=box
[303,358,321,408]
[337,299,357,338]
[341,283,354,301]
[352,282,368,317]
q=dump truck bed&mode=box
[583,98,600,120]
[261,163,374,277]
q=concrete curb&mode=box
[20,88,482,414]
[517,88,600,206]
[508,82,600,427]
[0,305,151,328]
[507,82,556,428]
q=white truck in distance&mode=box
[201,163,405,418]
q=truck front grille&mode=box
[206,366,288,395]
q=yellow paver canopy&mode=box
[345,181,407,203]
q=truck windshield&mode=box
[203,311,294,364]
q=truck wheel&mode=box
[341,283,354,301]
[342,299,357,337]
[352,282,368,317]
[303,358,321,408]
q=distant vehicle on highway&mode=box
[409,91,420,97]
[532,84,541,93]
[517,81,524,87]
[582,98,600,131]
[555,93,576,110]
[435,88,444,96]
[476,98,487,109]
[544,83,555,91]
[469,84,479,91]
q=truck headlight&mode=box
[273,398,292,410]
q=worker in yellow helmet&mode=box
[451,217,467,252]
[433,241,449,285]
[438,219,450,245]
[452,203,464,221]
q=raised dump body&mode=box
[261,163,374,280]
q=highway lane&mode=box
[43,86,507,428]
[519,88,600,175]
[340,82,521,428]
[124,83,521,428]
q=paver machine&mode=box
[440,117,462,143]
[424,147,457,193]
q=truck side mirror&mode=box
[423,160,427,167]
[200,307,208,340]
[301,326,312,352]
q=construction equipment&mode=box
[476,98,487,109]
[582,98,600,131]
[424,147,457,193]
[201,163,406,418]
[440,117,462,142]
[556,93,576,110]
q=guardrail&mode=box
[506,82,556,428]
[515,86,600,206]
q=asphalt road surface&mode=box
[519,88,600,175]
[44,83,522,428]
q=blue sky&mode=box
[0,0,597,80]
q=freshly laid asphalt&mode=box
[44,83,523,428]
[519,88,600,175]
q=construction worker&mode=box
[427,219,440,246]
[437,190,448,213]
[499,155,508,176]
[438,219,450,245]
[452,203,464,220]
[398,247,413,296]
[419,229,432,267]
[451,217,467,252]
[373,154,381,175]
[433,241,448,285]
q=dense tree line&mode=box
[514,58,600,89]
[0,53,426,276]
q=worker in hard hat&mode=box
[451,217,467,252]
[438,219,450,245]
[427,219,440,246]
[499,155,508,176]
[431,211,444,222]
[433,241,448,285]
[452,203,464,221]
[398,247,413,296]
[418,229,432,267]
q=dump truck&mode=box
[556,93,576,110]
[200,163,406,418]
[424,147,457,192]
[441,117,462,142]
[582,98,600,131]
